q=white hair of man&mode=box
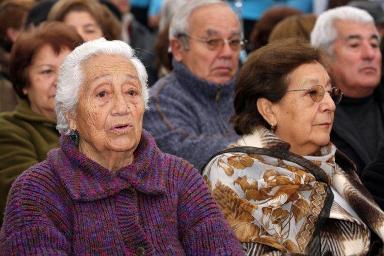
[56,38,149,135]
[168,0,233,45]
[311,6,375,54]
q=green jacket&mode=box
[0,100,59,224]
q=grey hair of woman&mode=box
[311,6,375,54]
[168,0,232,43]
[55,38,149,135]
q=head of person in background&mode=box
[48,0,121,41]
[0,38,243,255]
[169,0,243,85]
[0,0,35,53]
[311,6,381,98]
[268,14,317,43]
[203,39,384,255]
[10,21,83,121]
[249,6,301,51]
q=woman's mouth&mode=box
[110,124,132,133]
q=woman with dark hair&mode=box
[203,39,384,255]
[0,22,83,224]
[48,0,121,41]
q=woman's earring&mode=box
[69,129,80,146]
[270,123,277,131]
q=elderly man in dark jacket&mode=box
[311,6,384,174]
[144,0,243,171]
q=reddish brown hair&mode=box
[9,21,83,99]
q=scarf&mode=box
[203,127,384,255]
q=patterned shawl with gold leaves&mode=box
[203,127,384,256]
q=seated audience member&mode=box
[249,6,301,51]
[311,6,383,174]
[0,22,83,225]
[269,14,317,43]
[203,39,384,255]
[0,38,243,255]
[48,0,121,41]
[0,0,35,112]
[109,0,158,86]
[144,0,243,171]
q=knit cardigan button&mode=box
[136,246,145,255]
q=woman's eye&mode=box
[128,89,138,96]
[96,91,107,98]
[41,69,53,74]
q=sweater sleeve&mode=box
[144,85,239,171]
[0,165,71,255]
[175,160,243,255]
[0,123,40,224]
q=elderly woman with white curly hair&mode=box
[0,38,243,255]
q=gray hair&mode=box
[311,6,375,53]
[169,0,229,40]
[56,38,149,135]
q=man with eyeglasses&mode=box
[311,6,383,174]
[144,0,242,171]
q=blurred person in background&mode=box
[0,0,35,112]
[0,22,83,225]
[269,13,317,43]
[109,0,158,86]
[311,6,383,174]
[144,0,243,171]
[249,6,301,51]
[48,0,121,41]
[0,38,243,255]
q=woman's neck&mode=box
[79,141,134,172]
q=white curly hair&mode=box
[55,38,149,135]
[311,6,376,54]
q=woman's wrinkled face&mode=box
[70,54,145,155]
[272,62,336,155]
[24,44,71,120]
[63,10,103,41]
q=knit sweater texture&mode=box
[0,99,59,225]
[0,130,243,255]
[143,60,239,171]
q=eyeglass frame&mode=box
[178,33,246,52]
[286,85,343,104]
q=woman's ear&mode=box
[257,98,277,127]
[66,112,77,131]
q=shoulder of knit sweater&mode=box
[4,160,71,228]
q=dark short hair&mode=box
[9,21,83,100]
[233,38,325,135]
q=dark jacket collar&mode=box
[48,130,167,201]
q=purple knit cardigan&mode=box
[0,131,243,255]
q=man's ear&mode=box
[66,112,77,131]
[257,98,277,127]
[170,38,185,62]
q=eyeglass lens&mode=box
[308,86,342,104]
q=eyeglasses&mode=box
[286,85,343,104]
[182,34,246,51]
